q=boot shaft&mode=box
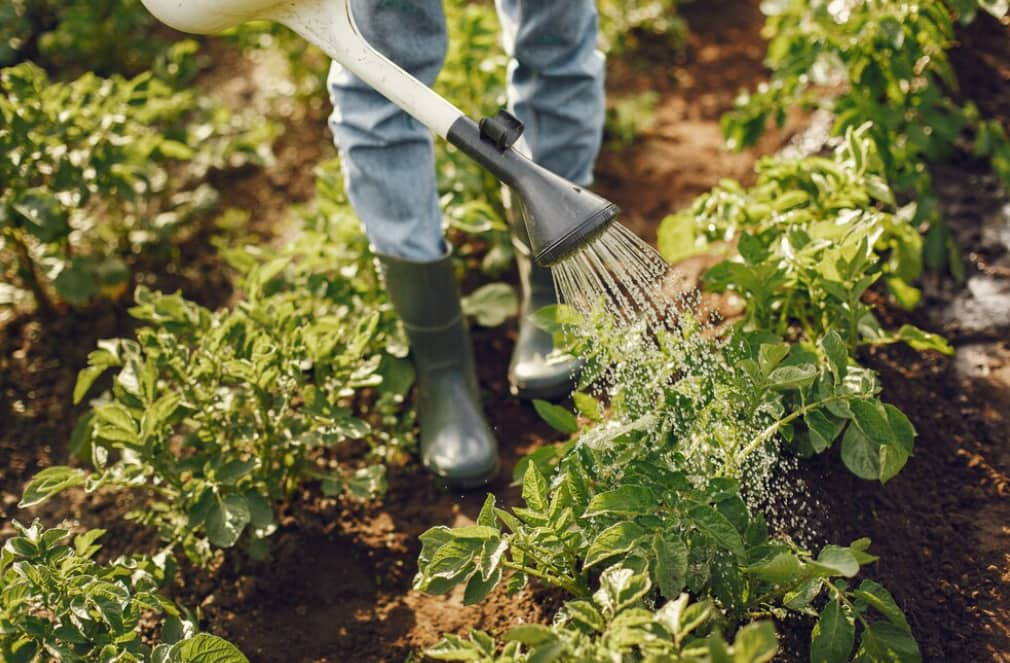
[375,248,479,389]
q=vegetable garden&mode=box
[2,1,1009,661]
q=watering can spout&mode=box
[137,0,620,266]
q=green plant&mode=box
[721,0,1010,275]
[0,519,248,662]
[0,60,276,311]
[597,0,689,56]
[658,124,952,355]
[18,188,412,562]
[606,91,660,146]
[414,302,921,659]
[428,592,778,662]
[0,0,166,75]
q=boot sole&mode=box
[510,379,575,402]
[435,459,501,492]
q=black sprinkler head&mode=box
[447,112,620,266]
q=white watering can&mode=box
[139,0,620,265]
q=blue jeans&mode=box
[328,0,606,261]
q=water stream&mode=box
[551,221,696,333]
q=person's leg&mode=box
[327,0,447,261]
[328,0,498,488]
[495,0,605,399]
[494,0,606,187]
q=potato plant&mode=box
[415,304,921,660]
[658,124,952,355]
[418,123,929,655]
[721,0,1010,275]
[0,519,248,662]
[0,59,276,311]
[429,591,778,662]
[0,0,164,75]
[597,0,689,56]
[18,186,413,562]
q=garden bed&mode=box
[2,1,1009,661]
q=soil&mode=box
[3,2,1010,662]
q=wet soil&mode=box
[3,2,1010,662]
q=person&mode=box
[327,0,606,489]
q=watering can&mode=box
[139,0,619,266]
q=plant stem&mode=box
[11,230,54,314]
[737,394,844,466]
[501,559,586,597]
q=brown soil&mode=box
[595,0,800,244]
[4,2,1010,663]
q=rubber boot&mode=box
[376,248,499,490]
[504,187,581,400]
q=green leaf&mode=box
[767,364,817,390]
[879,443,909,484]
[896,324,953,355]
[53,259,100,307]
[532,399,579,434]
[345,465,387,501]
[657,213,702,264]
[521,464,549,512]
[426,633,490,661]
[812,545,860,578]
[461,283,518,327]
[244,491,275,533]
[883,405,915,455]
[377,355,415,396]
[887,278,921,311]
[805,410,844,453]
[854,580,911,632]
[748,552,803,585]
[652,534,688,598]
[854,623,921,662]
[758,343,790,375]
[850,400,894,446]
[170,634,249,663]
[840,425,880,481]
[584,522,647,568]
[784,578,823,611]
[584,486,657,517]
[504,624,555,646]
[12,188,70,242]
[206,494,251,548]
[572,391,603,421]
[821,331,849,380]
[477,494,496,528]
[215,459,256,485]
[688,503,746,558]
[596,562,652,612]
[463,566,501,605]
[74,366,109,405]
[731,621,778,663]
[564,600,606,632]
[811,598,855,663]
[19,466,87,508]
[92,402,140,444]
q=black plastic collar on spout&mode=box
[446,114,619,267]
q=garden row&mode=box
[4,1,1009,661]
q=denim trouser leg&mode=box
[495,0,605,187]
[327,0,448,262]
[327,1,605,261]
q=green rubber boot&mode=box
[376,248,499,490]
[504,187,581,400]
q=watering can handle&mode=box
[139,0,466,138]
